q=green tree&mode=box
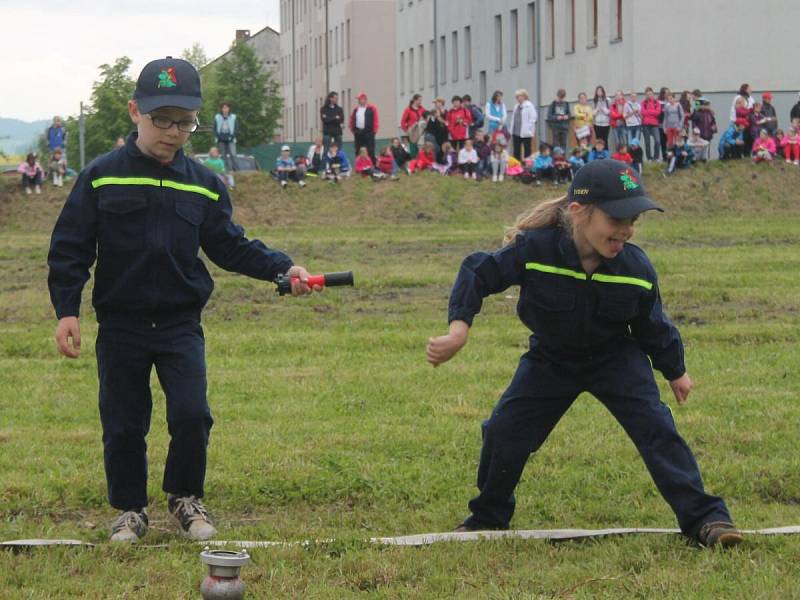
[195,42,282,151]
[181,42,209,70]
[83,57,136,160]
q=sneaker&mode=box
[464,173,469,179]
[25,187,32,195]
[472,173,477,180]
[697,521,743,548]
[499,174,504,182]
[280,180,287,188]
[298,180,307,187]
[34,185,41,194]
[110,509,149,543]
[794,160,799,166]
[168,494,217,541]
[492,175,498,183]
[405,166,412,176]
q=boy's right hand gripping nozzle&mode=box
[274,271,355,296]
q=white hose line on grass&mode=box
[3,526,800,549]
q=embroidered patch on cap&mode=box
[619,168,640,191]
[157,68,178,89]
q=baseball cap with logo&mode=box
[133,57,203,114]
[567,159,663,219]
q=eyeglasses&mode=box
[145,114,199,133]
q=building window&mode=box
[409,47,415,93]
[612,0,623,41]
[334,26,339,63]
[527,2,537,63]
[419,44,425,90]
[494,14,502,72]
[479,70,487,106]
[346,19,351,59]
[451,31,459,82]
[566,0,575,53]
[546,0,555,58]
[439,35,446,84]
[510,9,519,68]
[340,22,345,61]
[429,39,436,87]
[464,26,472,79]
[328,29,332,66]
[587,0,598,47]
[400,51,405,95]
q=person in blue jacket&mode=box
[719,120,746,160]
[213,101,238,171]
[426,159,743,548]
[587,138,610,162]
[47,116,66,152]
[321,141,351,182]
[47,57,320,544]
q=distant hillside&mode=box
[0,118,51,154]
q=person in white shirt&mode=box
[489,142,509,183]
[458,139,480,180]
[624,91,643,146]
[510,89,538,162]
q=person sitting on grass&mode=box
[629,138,644,174]
[718,120,746,160]
[204,146,234,188]
[18,152,44,195]
[587,138,610,162]
[458,139,480,180]
[751,129,776,163]
[306,136,325,175]
[665,134,695,175]
[532,143,554,185]
[408,141,436,173]
[49,148,67,188]
[568,147,586,177]
[377,146,399,179]
[774,129,786,160]
[322,142,351,182]
[687,128,710,163]
[390,137,412,174]
[781,127,800,165]
[474,132,492,178]
[426,158,743,550]
[612,142,633,164]
[552,146,572,184]
[433,141,456,175]
[489,142,509,183]
[275,145,307,188]
[355,146,377,177]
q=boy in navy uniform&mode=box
[427,160,743,548]
[48,57,319,543]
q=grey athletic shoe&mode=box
[167,494,217,541]
[110,509,148,543]
[697,521,743,548]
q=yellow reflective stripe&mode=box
[591,273,653,290]
[91,177,219,201]
[525,262,587,280]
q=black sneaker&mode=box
[110,509,148,543]
[167,494,217,541]
[697,521,743,548]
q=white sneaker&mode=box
[34,185,42,194]
[299,180,307,187]
[794,160,799,166]
[25,187,32,195]
[499,174,504,182]
[280,180,287,188]
[472,173,477,180]
[492,175,498,183]
[168,494,217,541]
[786,159,791,164]
[464,173,469,179]
[110,509,149,543]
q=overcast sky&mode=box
[0,0,280,122]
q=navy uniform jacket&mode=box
[448,227,685,381]
[47,134,293,328]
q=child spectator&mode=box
[409,141,436,173]
[573,92,594,146]
[665,134,695,175]
[629,138,644,173]
[474,133,492,178]
[546,89,571,151]
[610,90,628,150]
[569,147,586,177]
[719,121,747,160]
[446,96,472,151]
[612,142,633,164]
[782,127,800,165]
[533,143,554,185]
[322,142,351,181]
[355,147,376,177]
[458,139,480,180]
[552,147,571,184]
[275,145,307,188]
[433,141,456,175]
[593,86,612,147]
[423,106,449,156]
[640,87,663,161]
[751,129,776,163]
[17,152,43,194]
[588,139,610,162]
[662,94,685,148]
[760,92,779,136]
[462,95,484,139]
[400,94,426,156]
[204,146,234,188]
[577,139,591,163]
[49,148,67,187]
[505,155,525,177]
[306,137,325,174]
[688,128,710,163]
[690,99,718,146]
[489,143,509,183]
[485,90,508,143]
[624,91,643,145]
[390,137,412,174]
[774,129,786,159]
[377,146,399,179]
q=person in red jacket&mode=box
[401,94,426,156]
[446,96,473,151]
[640,87,663,162]
[349,92,380,164]
[409,141,436,173]
[612,143,634,164]
[610,90,628,152]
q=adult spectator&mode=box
[759,92,778,136]
[349,92,379,164]
[546,89,571,151]
[640,87,663,161]
[461,94,484,139]
[400,94,426,156]
[320,91,345,152]
[690,98,718,147]
[729,83,754,123]
[509,89,537,162]
[423,107,449,156]
[445,95,473,151]
[47,116,66,152]
[658,87,670,159]
[592,86,611,148]
[485,90,508,144]
[213,102,239,171]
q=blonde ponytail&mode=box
[503,196,569,245]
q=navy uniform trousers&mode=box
[95,320,212,511]
[464,340,732,537]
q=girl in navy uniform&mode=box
[426,159,742,548]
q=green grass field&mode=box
[1,162,799,598]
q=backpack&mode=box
[470,105,485,129]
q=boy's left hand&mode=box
[286,266,322,296]
[669,373,693,405]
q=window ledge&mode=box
[586,43,598,49]
[565,50,576,55]
[610,37,623,44]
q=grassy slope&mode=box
[0,162,799,598]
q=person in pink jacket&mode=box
[640,87,663,162]
[751,129,776,163]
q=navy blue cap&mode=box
[133,57,202,114]
[568,159,663,219]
